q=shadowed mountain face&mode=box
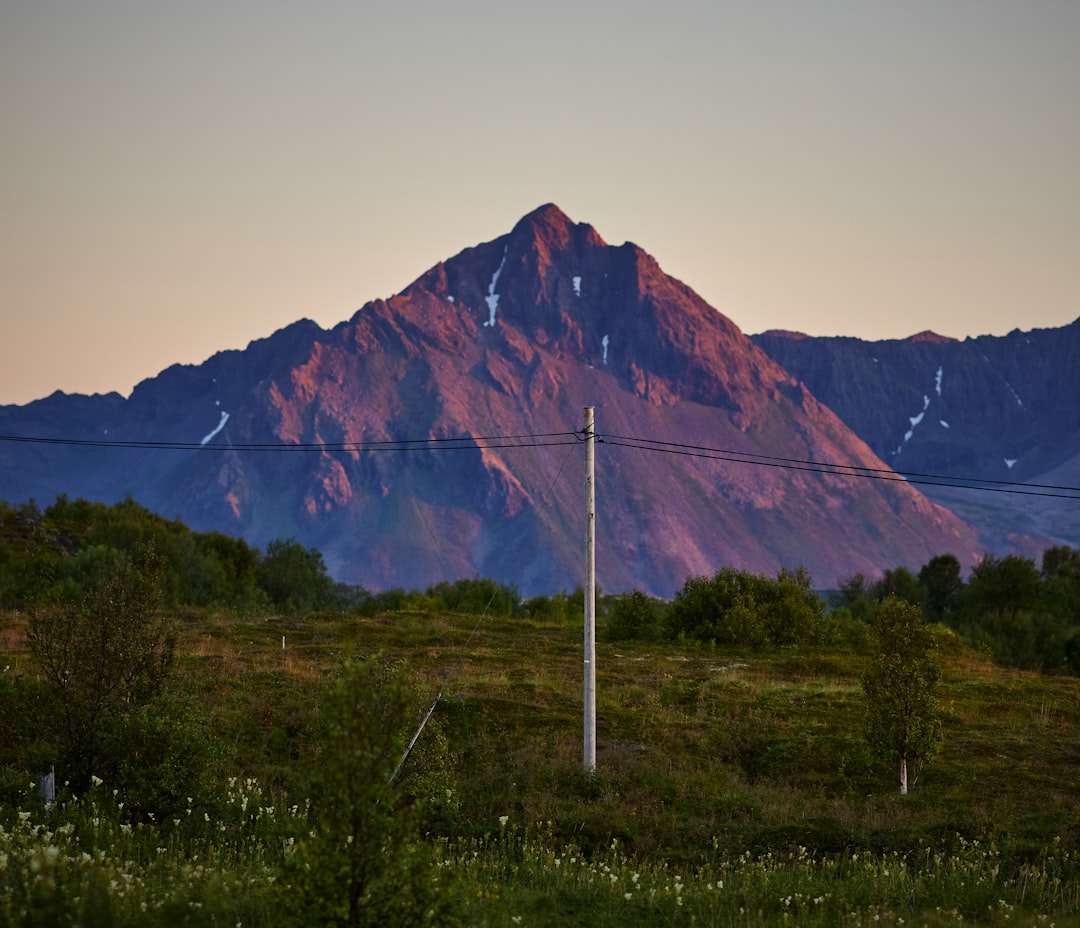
[751,323,1080,558]
[1,205,984,596]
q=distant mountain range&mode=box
[752,322,1080,560]
[2,204,1075,596]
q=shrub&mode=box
[281,656,461,926]
[604,589,661,641]
[666,566,827,648]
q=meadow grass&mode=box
[2,606,1079,925]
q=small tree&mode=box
[28,545,177,792]
[862,596,941,795]
[834,572,875,622]
[872,566,926,609]
[283,657,459,927]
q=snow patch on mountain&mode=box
[484,249,507,328]
[201,411,229,445]
[903,396,931,443]
[573,275,582,297]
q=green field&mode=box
[2,604,1078,926]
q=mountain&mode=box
[751,323,1080,558]
[1,205,984,596]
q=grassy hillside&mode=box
[238,609,1080,855]
[2,606,1079,926]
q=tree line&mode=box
[4,494,1078,675]
[0,496,528,619]
[604,552,1080,676]
[834,551,1080,674]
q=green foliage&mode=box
[521,589,576,623]
[918,553,963,622]
[953,553,1073,672]
[1042,545,1080,672]
[28,545,178,792]
[0,500,66,608]
[0,668,55,801]
[282,656,460,926]
[835,565,928,621]
[426,576,521,617]
[604,589,662,641]
[1042,544,1080,580]
[257,537,339,614]
[2,495,368,616]
[104,692,220,819]
[832,572,876,622]
[834,549,1080,675]
[666,565,829,647]
[961,553,1042,621]
[872,565,926,609]
[861,597,941,794]
[3,601,1080,925]
[3,787,1077,928]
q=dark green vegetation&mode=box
[1,496,1079,925]
[862,597,942,795]
[836,551,1080,674]
[0,496,527,619]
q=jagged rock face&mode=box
[751,322,1080,558]
[1,204,986,595]
[752,322,1080,483]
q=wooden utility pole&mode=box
[583,406,596,773]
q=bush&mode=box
[666,566,827,648]
[604,590,661,641]
[281,656,460,926]
[27,545,177,792]
[427,577,521,617]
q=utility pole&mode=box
[583,406,596,773]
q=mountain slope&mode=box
[1,205,982,595]
[751,323,1080,556]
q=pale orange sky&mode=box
[2,1,1078,406]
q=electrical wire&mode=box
[598,432,1080,500]
[0,431,579,452]
[599,433,1079,491]
[3,426,1077,499]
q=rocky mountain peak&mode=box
[507,203,606,254]
[0,205,1009,596]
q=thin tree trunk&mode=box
[899,754,908,795]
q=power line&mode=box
[600,432,1078,491]
[599,433,1080,501]
[3,425,1077,500]
[0,431,579,453]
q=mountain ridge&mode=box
[0,205,1035,596]
[751,320,1080,557]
